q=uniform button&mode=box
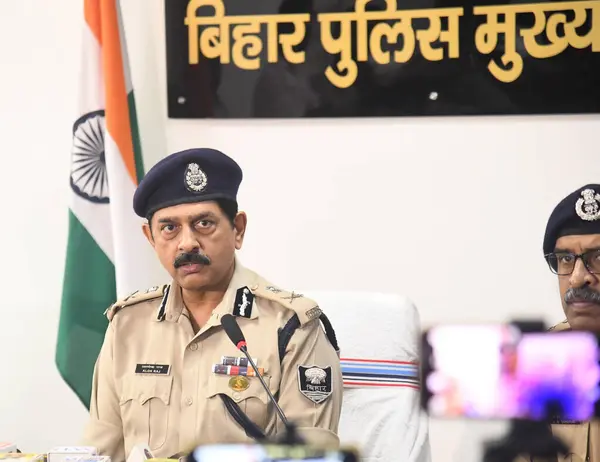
[185,397,193,406]
[251,284,258,291]
[233,392,241,400]
[189,342,198,351]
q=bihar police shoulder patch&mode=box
[297,365,333,404]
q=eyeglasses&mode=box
[544,249,600,275]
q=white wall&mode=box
[1,1,599,461]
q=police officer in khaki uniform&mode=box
[516,184,600,462]
[82,148,343,462]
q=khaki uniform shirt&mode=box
[82,263,343,462]
[515,321,599,462]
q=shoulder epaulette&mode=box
[251,282,322,326]
[548,319,570,331]
[104,285,167,321]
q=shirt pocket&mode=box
[206,374,272,431]
[552,423,588,462]
[119,375,173,451]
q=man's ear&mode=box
[142,222,155,248]
[233,212,247,250]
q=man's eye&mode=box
[559,255,573,263]
[197,220,213,228]
[161,224,176,232]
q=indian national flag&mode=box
[56,0,164,408]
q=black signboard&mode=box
[164,0,600,118]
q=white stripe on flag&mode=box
[103,135,167,298]
[76,25,105,119]
[69,24,114,263]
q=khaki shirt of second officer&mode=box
[83,261,342,461]
[514,321,599,462]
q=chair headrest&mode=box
[299,291,421,362]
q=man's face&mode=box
[554,234,600,332]
[142,201,246,291]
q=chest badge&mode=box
[229,375,250,392]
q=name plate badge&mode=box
[135,363,171,375]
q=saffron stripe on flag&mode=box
[341,358,421,389]
[101,0,138,185]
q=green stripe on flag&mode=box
[56,210,116,409]
[128,92,145,184]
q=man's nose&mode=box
[178,227,200,253]
[569,258,595,288]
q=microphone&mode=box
[220,313,303,444]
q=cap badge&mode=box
[184,162,208,193]
[575,188,600,221]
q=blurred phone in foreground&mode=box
[420,324,600,422]
[188,444,359,462]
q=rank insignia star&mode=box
[283,291,304,303]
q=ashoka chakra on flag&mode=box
[70,109,109,204]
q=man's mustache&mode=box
[173,251,211,268]
[564,286,600,305]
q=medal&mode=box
[229,375,250,392]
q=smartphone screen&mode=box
[420,324,600,421]
[189,444,358,462]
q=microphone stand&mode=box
[239,345,305,445]
[480,321,570,462]
[481,419,569,462]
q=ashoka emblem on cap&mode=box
[184,162,207,193]
[575,188,600,221]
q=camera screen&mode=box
[421,324,600,421]
[190,444,358,462]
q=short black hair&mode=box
[146,199,238,228]
[215,198,238,226]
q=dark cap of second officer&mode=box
[132,148,243,219]
[543,184,600,255]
